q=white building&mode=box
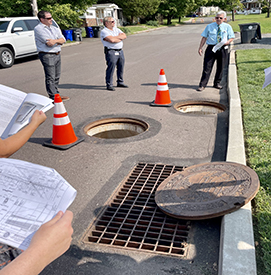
[80,3,124,27]
[236,0,261,15]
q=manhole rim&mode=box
[83,117,149,139]
[173,100,227,114]
[77,114,161,144]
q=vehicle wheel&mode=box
[0,47,14,68]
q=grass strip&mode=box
[236,49,271,275]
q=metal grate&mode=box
[83,163,191,257]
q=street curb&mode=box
[218,49,257,275]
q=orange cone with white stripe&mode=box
[43,94,84,149]
[150,69,172,107]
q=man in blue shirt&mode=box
[197,11,235,91]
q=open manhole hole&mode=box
[84,118,149,139]
[174,101,226,114]
[83,163,191,257]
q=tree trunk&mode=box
[31,0,38,16]
[268,0,271,18]
[232,10,235,21]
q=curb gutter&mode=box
[218,49,257,275]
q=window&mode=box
[24,19,39,30]
[0,21,9,33]
[12,20,28,32]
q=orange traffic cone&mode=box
[150,69,172,107]
[43,94,84,150]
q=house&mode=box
[199,6,220,16]
[236,0,261,14]
[80,3,124,27]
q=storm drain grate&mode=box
[83,163,191,257]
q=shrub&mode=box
[146,20,159,27]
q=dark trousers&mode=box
[38,53,61,100]
[105,50,125,88]
[199,45,228,88]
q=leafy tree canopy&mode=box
[115,0,161,22]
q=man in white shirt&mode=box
[34,10,69,101]
[100,17,128,91]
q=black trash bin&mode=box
[72,28,82,41]
[92,26,101,38]
[239,23,261,43]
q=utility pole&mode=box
[31,0,38,16]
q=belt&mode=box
[107,48,122,51]
[39,51,61,55]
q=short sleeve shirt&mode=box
[34,22,65,53]
[100,27,123,49]
[201,22,235,45]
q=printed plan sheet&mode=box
[0,158,77,250]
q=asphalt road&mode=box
[0,18,226,275]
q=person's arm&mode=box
[198,37,207,56]
[0,211,73,275]
[224,37,234,45]
[0,110,46,158]
[104,32,127,44]
[46,37,65,47]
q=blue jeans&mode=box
[105,49,125,88]
[39,53,61,99]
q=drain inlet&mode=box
[83,163,191,257]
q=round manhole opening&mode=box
[174,101,226,114]
[84,118,149,139]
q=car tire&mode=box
[0,47,14,68]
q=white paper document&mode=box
[0,158,77,250]
[212,35,227,53]
[0,84,54,139]
[262,66,271,89]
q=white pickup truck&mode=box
[0,17,59,68]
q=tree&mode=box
[44,3,83,29]
[115,0,161,23]
[207,0,243,21]
[0,0,32,17]
[158,0,208,25]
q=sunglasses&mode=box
[44,17,52,20]
[109,21,115,23]
[215,17,223,19]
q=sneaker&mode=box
[107,86,115,91]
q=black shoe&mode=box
[213,84,223,89]
[107,86,115,91]
[197,86,205,92]
[117,83,128,88]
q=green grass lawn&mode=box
[236,48,271,275]
[229,13,271,33]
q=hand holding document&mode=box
[212,35,228,53]
[0,158,77,250]
[0,84,54,139]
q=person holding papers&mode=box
[0,110,74,275]
[197,11,235,92]
[0,110,46,158]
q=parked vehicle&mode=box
[0,17,59,68]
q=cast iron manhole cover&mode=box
[155,162,260,220]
